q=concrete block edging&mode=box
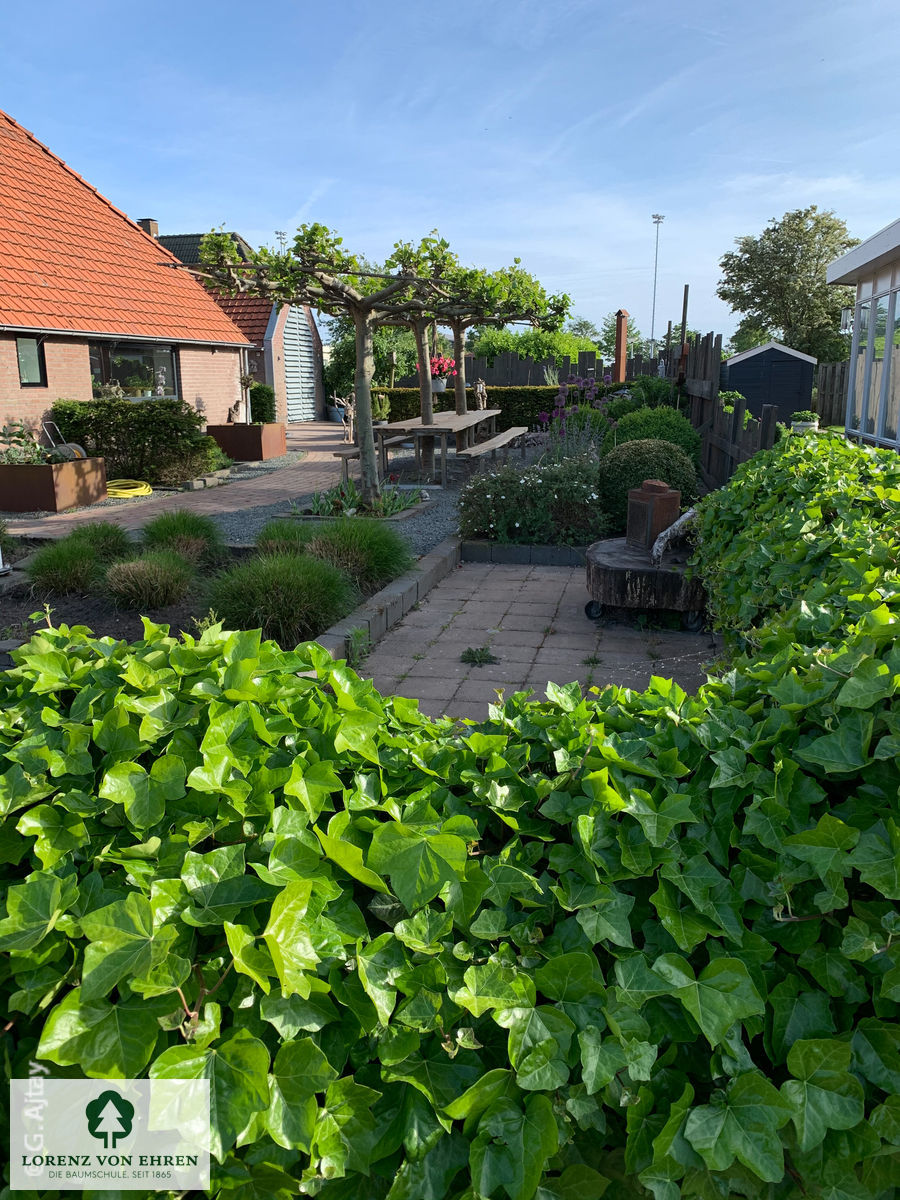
[317,536,462,660]
[460,540,586,567]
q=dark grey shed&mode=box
[720,341,816,423]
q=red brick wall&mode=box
[1,335,93,427]
[178,346,243,424]
[1,336,243,429]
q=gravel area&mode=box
[208,450,463,555]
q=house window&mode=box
[849,288,900,447]
[16,337,46,387]
[89,341,178,398]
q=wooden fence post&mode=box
[614,310,628,383]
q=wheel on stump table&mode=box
[681,609,705,633]
[584,600,604,621]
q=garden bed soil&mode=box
[0,575,203,650]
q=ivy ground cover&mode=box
[0,432,898,1200]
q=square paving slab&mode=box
[361,562,718,722]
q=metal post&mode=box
[650,214,665,356]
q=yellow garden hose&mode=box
[106,479,153,498]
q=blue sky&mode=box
[3,0,899,341]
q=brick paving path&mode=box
[3,423,346,539]
[362,563,715,721]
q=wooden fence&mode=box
[815,361,849,427]
[682,331,778,490]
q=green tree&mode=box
[717,206,858,361]
[724,318,776,358]
[324,322,417,398]
[565,315,600,343]
[471,326,591,365]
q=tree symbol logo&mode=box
[85,1090,135,1149]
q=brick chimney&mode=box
[137,218,159,238]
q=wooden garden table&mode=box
[375,409,501,487]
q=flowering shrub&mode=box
[537,375,614,463]
[416,354,457,379]
[458,456,612,545]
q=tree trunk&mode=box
[353,312,380,505]
[452,319,468,415]
[414,318,435,475]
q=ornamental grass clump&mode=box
[26,522,134,594]
[301,518,414,593]
[142,509,225,564]
[459,457,612,545]
[207,553,357,645]
[255,518,309,556]
[105,549,194,608]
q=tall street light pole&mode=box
[650,214,665,357]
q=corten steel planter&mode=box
[206,423,287,462]
[0,458,107,513]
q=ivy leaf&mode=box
[150,1029,271,1161]
[0,870,78,952]
[574,886,635,948]
[37,987,165,1077]
[262,880,322,997]
[313,1076,383,1178]
[783,814,859,880]
[450,961,536,1017]
[684,1071,793,1182]
[851,1019,900,1093]
[442,1069,516,1122]
[470,1096,559,1200]
[80,892,177,1002]
[224,921,276,994]
[767,976,835,1062]
[267,1037,338,1151]
[534,952,599,1003]
[850,820,900,898]
[536,1164,610,1200]
[782,1038,865,1151]
[795,712,873,774]
[652,955,765,1047]
[356,933,408,1024]
[367,821,468,910]
[16,804,90,868]
[98,761,163,829]
[386,1131,470,1200]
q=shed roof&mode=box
[726,340,817,367]
[826,216,900,286]
[0,109,248,346]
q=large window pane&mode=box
[88,342,178,398]
[850,301,870,431]
[865,295,889,436]
[16,337,46,386]
[885,290,900,443]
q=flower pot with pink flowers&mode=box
[417,354,457,392]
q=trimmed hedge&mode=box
[250,383,277,424]
[598,438,698,530]
[601,405,701,464]
[51,396,211,482]
[374,387,561,430]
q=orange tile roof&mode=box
[213,294,276,346]
[0,110,249,345]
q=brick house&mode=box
[158,231,324,423]
[0,109,249,430]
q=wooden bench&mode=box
[334,436,410,483]
[332,446,360,483]
[456,426,528,464]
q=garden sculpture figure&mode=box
[473,379,488,410]
[331,393,356,444]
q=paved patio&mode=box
[361,562,715,721]
[2,423,346,539]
